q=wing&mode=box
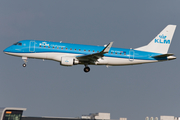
[76,42,113,63]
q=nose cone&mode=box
[3,46,12,53]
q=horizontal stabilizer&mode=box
[152,53,174,58]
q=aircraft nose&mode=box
[3,47,12,53]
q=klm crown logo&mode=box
[39,42,49,46]
[154,34,170,44]
[159,34,167,39]
[65,60,69,63]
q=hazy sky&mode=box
[1,1,180,120]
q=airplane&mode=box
[3,25,177,73]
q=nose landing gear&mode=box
[22,57,28,67]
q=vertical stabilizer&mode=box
[135,25,176,54]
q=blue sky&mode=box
[1,1,180,120]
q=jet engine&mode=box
[60,57,79,66]
[95,58,108,65]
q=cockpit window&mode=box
[18,43,22,45]
[13,42,22,46]
[13,42,18,45]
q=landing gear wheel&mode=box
[84,67,90,73]
[22,63,26,67]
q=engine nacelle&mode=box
[95,58,108,65]
[60,57,79,66]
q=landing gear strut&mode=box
[22,57,28,67]
[84,64,90,73]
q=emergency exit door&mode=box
[29,41,35,52]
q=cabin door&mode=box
[29,41,35,52]
[129,49,134,61]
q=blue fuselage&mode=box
[4,40,165,61]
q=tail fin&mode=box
[135,25,176,54]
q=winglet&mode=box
[102,42,113,53]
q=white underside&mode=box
[4,52,158,66]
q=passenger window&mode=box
[48,46,50,48]
[39,45,41,47]
[115,53,117,54]
[57,47,59,49]
[84,50,86,51]
[66,48,67,50]
[70,48,72,50]
[93,50,95,52]
[75,49,76,51]
[97,51,99,52]
[61,47,63,49]
[44,46,46,48]
[111,52,113,54]
[53,47,54,49]
[88,50,90,52]
[79,49,81,51]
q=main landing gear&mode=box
[22,57,28,67]
[22,63,26,67]
[84,65,90,73]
